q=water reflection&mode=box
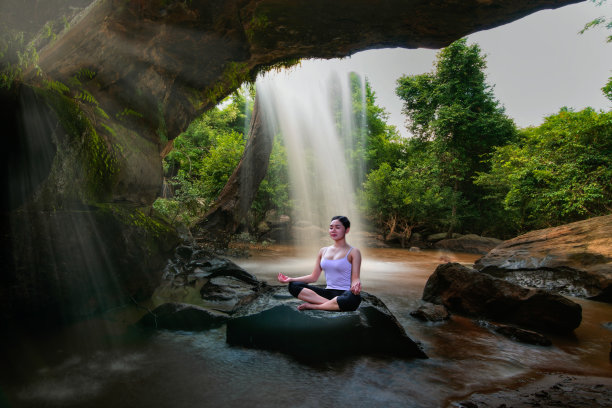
[2,246,611,407]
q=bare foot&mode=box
[297,303,316,311]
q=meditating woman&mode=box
[277,215,362,311]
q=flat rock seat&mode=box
[226,288,428,360]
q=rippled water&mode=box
[2,247,611,407]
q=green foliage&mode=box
[35,87,119,202]
[395,38,517,233]
[476,108,612,232]
[43,79,70,95]
[156,91,252,226]
[116,108,144,121]
[603,77,612,102]
[250,136,291,227]
[580,0,612,42]
[0,28,40,88]
[199,130,245,198]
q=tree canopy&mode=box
[394,38,516,235]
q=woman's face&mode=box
[329,219,348,241]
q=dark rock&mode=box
[0,204,179,328]
[475,215,612,302]
[137,302,228,331]
[422,263,582,333]
[427,232,462,242]
[435,234,502,255]
[152,247,266,314]
[410,303,450,322]
[226,288,427,360]
[494,325,552,346]
[175,245,194,260]
[477,320,552,346]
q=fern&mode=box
[43,79,70,94]
[116,107,144,120]
[95,106,109,119]
[75,67,96,81]
[76,89,98,105]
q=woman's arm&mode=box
[277,248,324,284]
[349,248,362,295]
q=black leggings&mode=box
[288,281,361,311]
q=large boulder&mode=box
[226,288,427,360]
[151,245,267,315]
[435,234,503,255]
[475,215,612,302]
[422,263,582,333]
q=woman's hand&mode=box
[277,273,291,284]
[350,279,361,295]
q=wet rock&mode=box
[435,234,502,255]
[475,215,612,302]
[137,302,228,331]
[477,320,552,346]
[152,245,265,314]
[427,232,462,242]
[423,263,582,333]
[226,288,427,360]
[410,303,450,322]
[493,325,552,346]
[454,374,612,408]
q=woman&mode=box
[277,215,362,311]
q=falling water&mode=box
[256,62,368,251]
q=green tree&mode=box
[476,108,612,231]
[155,91,250,226]
[579,0,612,102]
[396,38,516,234]
[249,135,291,230]
[361,138,451,245]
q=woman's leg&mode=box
[288,282,341,311]
[297,296,340,311]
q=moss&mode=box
[95,202,176,240]
[205,61,250,105]
[34,86,119,203]
[251,58,302,81]
[245,13,270,42]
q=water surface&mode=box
[2,246,610,407]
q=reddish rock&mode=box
[422,263,582,333]
[475,215,612,302]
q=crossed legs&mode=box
[288,282,340,311]
[295,287,340,311]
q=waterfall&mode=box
[256,61,368,251]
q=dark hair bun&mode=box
[331,215,350,229]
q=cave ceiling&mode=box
[23,0,581,145]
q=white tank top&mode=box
[320,247,353,290]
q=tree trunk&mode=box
[194,95,273,246]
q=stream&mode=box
[1,246,611,407]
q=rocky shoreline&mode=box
[452,373,612,408]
